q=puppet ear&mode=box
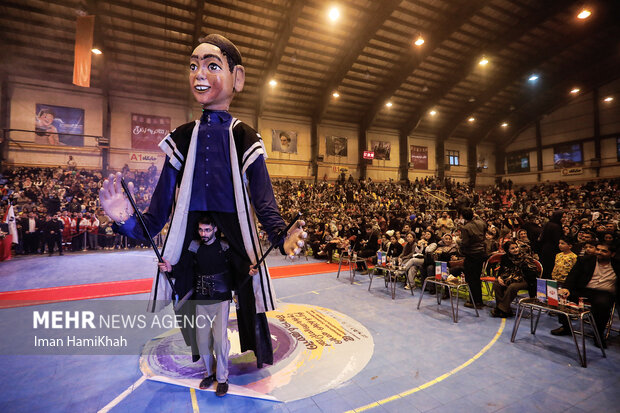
[233,65,245,93]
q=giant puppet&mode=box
[99,34,305,368]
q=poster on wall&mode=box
[553,142,583,169]
[131,114,171,151]
[326,136,348,156]
[35,104,85,146]
[410,145,428,169]
[371,141,391,160]
[271,129,298,154]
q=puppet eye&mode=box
[189,63,197,71]
[208,62,221,71]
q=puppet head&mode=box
[189,34,245,110]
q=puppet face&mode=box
[189,43,245,110]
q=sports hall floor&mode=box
[0,249,618,413]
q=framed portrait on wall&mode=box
[410,145,428,169]
[326,136,347,157]
[35,103,85,146]
[371,140,391,160]
[131,114,171,151]
[272,129,298,154]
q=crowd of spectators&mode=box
[2,165,619,344]
[0,164,161,255]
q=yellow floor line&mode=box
[190,388,199,413]
[345,318,506,413]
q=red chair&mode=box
[481,252,504,296]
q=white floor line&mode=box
[97,375,147,413]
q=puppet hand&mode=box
[497,277,506,287]
[158,258,172,273]
[249,266,259,276]
[99,172,133,224]
[283,220,307,257]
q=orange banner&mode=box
[73,15,95,88]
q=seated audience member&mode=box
[552,242,619,348]
[550,237,577,285]
[516,228,536,259]
[423,233,461,295]
[357,224,380,273]
[386,235,403,260]
[484,229,500,257]
[490,241,539,318]
[403,230,437,290]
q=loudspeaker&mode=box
[317,155,324,162]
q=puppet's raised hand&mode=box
[99,172,134,224]
[283,220,307,257]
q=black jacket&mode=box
[564,255,620,303]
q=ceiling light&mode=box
[528,74,539,82]
[385,102,393,108]
[332,92,340,98]
[479,56,488,66]
[468,97,476,103]
[570,87,580,94]
[91,48,102,55]
[577,9,591,19]
[414,35,424,47]
[328,7,340,21]
[429,110,437,116]
[604,96,614,102]
[364,69,370,80]
[269,79,277,87]
[468,117,475,122]
[501,122,509,127]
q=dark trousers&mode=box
[493,279,528,314]
[464,254,485,304]
[173,211,273,368]
[560,288,615,338]
[46,234,63,255]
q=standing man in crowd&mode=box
[459,208,488,309]
[43,214,63,256]
[99,34,305,371]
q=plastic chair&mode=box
[480,252,504,296]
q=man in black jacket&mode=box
[459,208,488,308]
[552,242,619,347]
[42,214,64,256]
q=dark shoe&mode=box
[199,374,215,390]
[215,381,228,396]
[464,302,484,309]
[360,270,369,275]
[192,354,201,363]
[489,308,505,318]
[550,326,570,336]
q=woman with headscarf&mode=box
[490,240,539,318]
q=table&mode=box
[417,276,479,323]
[369,265,414,299]
[510,297,606,368]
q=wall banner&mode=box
[131,114,171,150]
[410,145,428,169]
